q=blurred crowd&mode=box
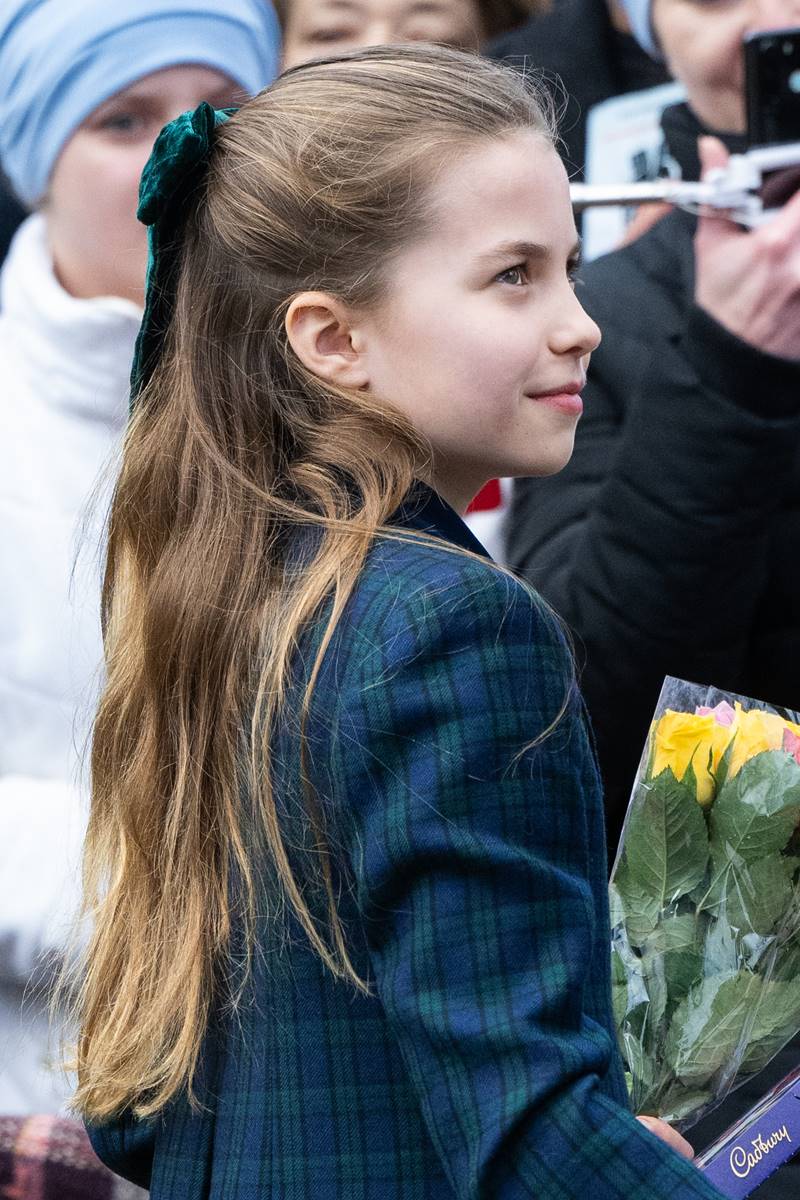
[0,0,798,1196]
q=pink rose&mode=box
[695,701,737,727]
[783,727,800,766]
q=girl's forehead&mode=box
[429,133,563,210]
[409,135,574,259]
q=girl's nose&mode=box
[550,289,601,359]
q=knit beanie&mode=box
[0,0,281,205]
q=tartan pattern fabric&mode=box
[0,1115,146,1200]
[89,485,723,1199]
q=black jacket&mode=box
[484,0,668,177]
[507,103,800,856]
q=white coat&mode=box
[0,215,141,1113]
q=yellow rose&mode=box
[650,710,734,806]
[726,703,788,776]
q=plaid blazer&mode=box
[88,484,722,1200]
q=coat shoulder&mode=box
[359,531,551,643]
[323,532,573,725]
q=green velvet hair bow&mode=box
[130,101,236,409]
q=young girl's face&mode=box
[358,131,600,511]
[281,0,485,69]
[46,65,241,304]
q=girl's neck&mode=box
[426,468,481,517]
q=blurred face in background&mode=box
[651,0,800,133]
[281,0,486,68]
[45,64,242,304]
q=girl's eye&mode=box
[495,264,527,286]
[99,113,146,135]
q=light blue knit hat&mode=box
[619,0,662,60]
[0,0,281,205]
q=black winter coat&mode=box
[507,104,800,856]
[484,0,668,178]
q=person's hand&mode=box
[637,1114,695,1160]
[694,136,800,361]
[618,202,670,247]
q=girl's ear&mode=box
[285,292,370,389]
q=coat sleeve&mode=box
[86,1110,155,1191]
[507,291,800,847]
[330,562,723,1200]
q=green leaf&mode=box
[740,978,800,1075]
[658,1083,714,1125]
[714,734,737,795]
[772,939,800,983]
[640,913,703,1003]
[612,982,628,1031]
[608,881,626,933]
[700,855,793,936]
[740,931,778,972]
[642,912,698,955]
[613,859,660,945]
[781,855,800,885]
[611,946,627,986]
[639,952,670,1034]
[665,970,762,1088]
[624,768,710,908]
[701,913,742,978]
[621,1019,658,1105]
[612,944,667,1048]
[710,751,800,866]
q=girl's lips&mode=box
[534,392,584,415]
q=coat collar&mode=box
[661,102,749,183]
[390,481,493,561]
[0,214,142,427]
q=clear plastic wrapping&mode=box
[609,677,800,1130]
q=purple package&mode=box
[697,1067,800,1197]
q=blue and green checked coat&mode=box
[88,484,722,1200]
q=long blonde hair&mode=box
[73,45,556,1122]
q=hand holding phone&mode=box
[694,137,800,362]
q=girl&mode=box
[0,0,279,1115]
[77,46,722,1199]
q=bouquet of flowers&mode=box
[610,677,800,1130]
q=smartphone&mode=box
[745,26,800,148]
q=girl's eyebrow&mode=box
[475,237,582,267]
